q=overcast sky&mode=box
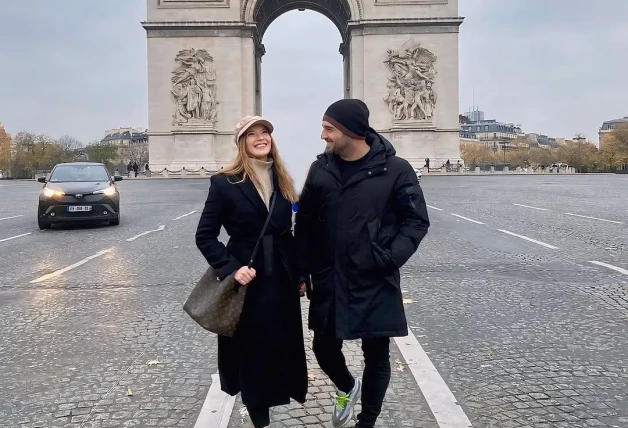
[0,0,626,183]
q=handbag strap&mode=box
[247,191,277,268]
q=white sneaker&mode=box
[332,378,362,427]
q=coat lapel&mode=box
[237,178,268,214]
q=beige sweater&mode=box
[251,158,274,208]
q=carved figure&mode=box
[200,81,219,121]
[172,83,191,125]
[171,48,218,125]
[383,42,438,121]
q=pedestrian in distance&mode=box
[195,115,308,428]
[295,99,430,428]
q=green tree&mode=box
[0,124,11,172]
[85,141,118,168]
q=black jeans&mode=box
[312,331,391,427]
[247,405,270,427]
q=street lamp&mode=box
[574,135,586,173]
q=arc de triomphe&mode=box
[142,0,463,172]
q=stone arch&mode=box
[242,0,362,40]
[143,0,463,172]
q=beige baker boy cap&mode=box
[234,115,274,144]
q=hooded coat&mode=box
[295,132,430,339]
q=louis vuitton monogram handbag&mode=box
[183,191,276,337]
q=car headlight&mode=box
[94,186,116,196]
[43,188,65,197]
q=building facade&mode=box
[460,119,522,152]
[599,117,628,150]
[464,108,484,123]
[101,127,149,169]
[526,133,557,149]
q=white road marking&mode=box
[194,373,236,428]
[513,203,549,211]
[589,261,628,276]
[395,330,473,427]
[0,232,31,242]
[30,248,114,284]
[0,215,24,221]
[565,213,623,224]
[427,205,443,211]
[126,225,165,242]
[173,210,197,220]
[497,229,559,249]
[450,213,485,225]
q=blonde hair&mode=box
[220,133,299,204]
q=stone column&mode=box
[347,16,463,169]
[143,12,252,173]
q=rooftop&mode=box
[602,117,628,125]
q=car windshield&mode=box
[49,165,110,182]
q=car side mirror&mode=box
[37,177,46,183]
[114,176,123,181]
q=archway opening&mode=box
[258,8,348,187]
[253,0,352,42]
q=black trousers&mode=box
[312,331,391,427]
[248,405,270,427]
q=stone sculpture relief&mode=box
[383,42,437,121]
[171,48,218,126]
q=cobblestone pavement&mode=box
[226,301,438,428]
[1,175,627,427]
[1,180,216,427]
[400,175,628,428]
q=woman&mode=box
[195,116,308,427]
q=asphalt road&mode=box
[0,175,627,427]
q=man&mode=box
[295,99,430,428]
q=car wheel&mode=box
[38,218,51,230]
[110,209,120,226]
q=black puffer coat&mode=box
[295,132,430,339]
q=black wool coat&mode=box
[195,171,308,409]
[295,132,430,340]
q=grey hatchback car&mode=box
[37,162,122,229]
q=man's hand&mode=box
[234,267,256,285]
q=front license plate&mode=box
[67,206,92,212]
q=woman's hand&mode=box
[234,267,256,286]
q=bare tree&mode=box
[127,144,149,168]
[600,124,628,170]
[56,135,84,162]
[10,132,61,177]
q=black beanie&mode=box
[323,99,370,140]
